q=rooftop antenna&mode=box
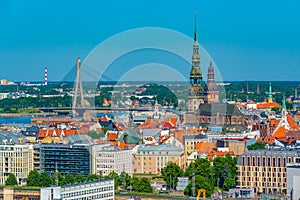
[192,166,195,197]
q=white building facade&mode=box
[41,179,114,200]
[92,145,133,176]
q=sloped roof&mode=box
[257,102,281,109]
[195,103,243,116]
[38,129,78,139]
[287,115,299,130]
[273,126,287,137]
[118,128,141,144]
[196,142,215,153]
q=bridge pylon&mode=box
[72,58,85,116]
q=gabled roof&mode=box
[38,129,78,139]
[273,126,286,138]
[196,142,215,154]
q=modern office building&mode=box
[40,143,91,176]
[92,145,133,176]
[0,144,34,185]
[133,144,185,174]
[41,178,114,200]
[236,150,300,194]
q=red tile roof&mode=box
[38,129,78,139]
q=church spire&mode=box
[282,94,286,110]
[268,82,273,103]
[194,12,198,42]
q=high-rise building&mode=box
[0,144,34,185]
[187,14,205,112]
[40,144,91,176]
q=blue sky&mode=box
[0,0,299,81]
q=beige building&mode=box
[133,144,185,174]
[183,134,207,154]
[0,187,40,200]
[0,144,34,185]
[236,150,300,194]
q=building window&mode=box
[247,157,250,166]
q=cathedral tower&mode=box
[187,13,205,112]
[205,61,219,103]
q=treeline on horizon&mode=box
[0,81,298,111]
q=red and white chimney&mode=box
[44,67,48,86]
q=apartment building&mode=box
[236,150,300,194]
[183,134,206,154]
[0,144,34,185]
[133,144,185,174]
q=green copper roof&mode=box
[118,128,141,144]
[282,95,286,110]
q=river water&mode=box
[0,116,32,124]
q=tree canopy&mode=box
[247,142,266,150]
[5,173,18,186]
[161,162,184,189]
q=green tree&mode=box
[132,176,153,193]
[161,162,184,189]
[51,172,65,186]
[65,173,75,184]
[184,175,213,197]
[39,172,52,187]
[119,172,131,190]
[75,174,86,183]
[185,158,214,197]
[224,177,235,190]
[27,170,40,186]
[213,155,237,189]
[107,172,122,189]
[247,142,266,150]
[5,173,18,186]
[185,158,213,180]
[86,174,99,182]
